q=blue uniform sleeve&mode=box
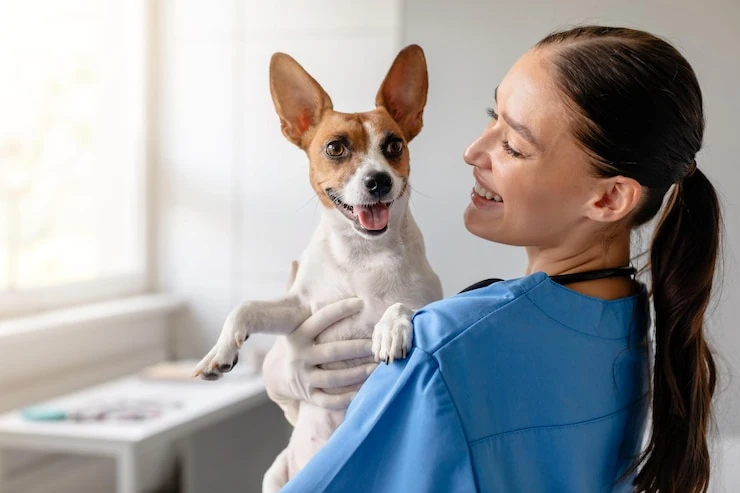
[281,348,478,492]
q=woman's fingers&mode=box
[309,363,378,389]
[305,339,373,365]
[310,390,359,410]
[294,298,365,342]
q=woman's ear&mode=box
[585,176,643,223]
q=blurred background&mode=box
[0,0,738,492]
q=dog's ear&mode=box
[270,53,333,148]
[375,44,428,142]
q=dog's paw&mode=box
[193,343,241,380]
[372,303,415,364]
[193,320,248,380]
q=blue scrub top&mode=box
[282,272,649,492]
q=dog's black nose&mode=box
[364,172,393,197]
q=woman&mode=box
[262,26,721,493]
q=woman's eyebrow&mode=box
[494,86,542,150]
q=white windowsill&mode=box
[0,274,150,320]
[0,293,186,339]
[0,292,188,419]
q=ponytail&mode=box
[634,168,721,493]
[535,25,722,491]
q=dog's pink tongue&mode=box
[354,203,390,230]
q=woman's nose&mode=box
[463,131,492,169]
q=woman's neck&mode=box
[525,233,635,300]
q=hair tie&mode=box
[684,160,697,180]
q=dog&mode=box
[194,44,442,492]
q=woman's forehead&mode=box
[498,50,575,148]
[499,51,561,110]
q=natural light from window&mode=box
[0,1,145,296]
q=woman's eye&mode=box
[502,140,524,159]
[325,141,347,158]
[486,107,498,120]
[384,139,404,157]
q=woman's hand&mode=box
[262,262,377,425]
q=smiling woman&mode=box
[0,1,149,317]
[273,25,724,493]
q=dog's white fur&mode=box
[194,47,442,492]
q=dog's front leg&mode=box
[372,303,416,365]
[194,295,310,380]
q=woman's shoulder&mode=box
[412,272,550,354]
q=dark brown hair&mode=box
[536,26,721,493]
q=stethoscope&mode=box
[458,266,637,294]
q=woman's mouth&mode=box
[473,181,503,203]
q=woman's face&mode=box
[463,49,601,248]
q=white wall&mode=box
[400,0,740,438]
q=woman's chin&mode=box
[464,205,497,242]
[464,204,522,245]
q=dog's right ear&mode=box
[269,53,333,148]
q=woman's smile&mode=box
[470,174,504,211]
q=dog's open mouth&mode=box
[326,189,393,235]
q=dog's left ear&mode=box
[376,44,428,142]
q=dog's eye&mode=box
[325,141,347,158]
[384,139,404,157]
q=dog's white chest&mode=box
[297,254,410,342]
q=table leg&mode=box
[0,448,5,493]
[117,446,140,493]
[179,435,196,493]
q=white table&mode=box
[0,361,268,493]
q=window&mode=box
[0,1,148,318]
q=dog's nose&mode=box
[363,172,393,197]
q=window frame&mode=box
[0,0,153,320]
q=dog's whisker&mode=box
[408,183,430,199]
[298,194,318,211]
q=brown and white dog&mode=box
[194,45,442,492]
